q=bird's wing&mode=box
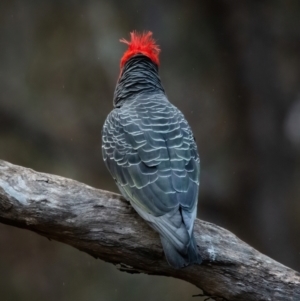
[102,93,200,218]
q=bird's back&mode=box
[102,92,201,268]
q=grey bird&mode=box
[102,31,201,268]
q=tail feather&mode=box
[161,233,202,269]
[129,201,201,269]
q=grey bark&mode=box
[0,159,299,301]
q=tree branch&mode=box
[0,159,299,301]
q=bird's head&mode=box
[119,31,160,70]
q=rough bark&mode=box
[0,159,299,301]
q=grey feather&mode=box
[102,56,201,268]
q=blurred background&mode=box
[0,1,300,300]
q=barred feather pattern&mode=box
[102,91,201,268]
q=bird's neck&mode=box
[113,55,165,107]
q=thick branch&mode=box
[0,160,299,301]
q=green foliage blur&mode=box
[0,1,300,300]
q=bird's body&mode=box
[102,32,201,268]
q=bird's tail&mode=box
[128,201,201,269]
[160,233,202,269]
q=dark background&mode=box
[1,1,300,300]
